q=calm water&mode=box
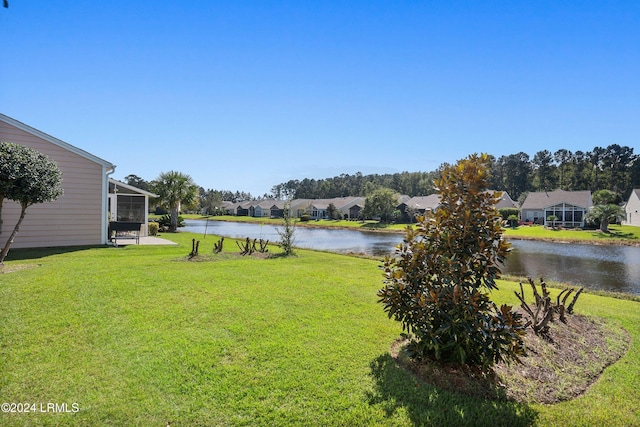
[184,220,640,295]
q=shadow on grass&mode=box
[4,245,107,262]
[367,354,538,427]
[590,230,638,240]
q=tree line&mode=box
[123,143,639,215]
[488,144,639,202]
[271,144,640,202]
[270,171,438,200]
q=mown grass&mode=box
[1,232,638,426]
[503,224,640,244]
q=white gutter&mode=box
[102,165,116,244]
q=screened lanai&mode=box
[108,179,157,237]
[544,202,586,228]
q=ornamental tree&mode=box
[151,171,198,232]
[0,142,63,264]
[585,204,625,233]
[378,153,526,369]
[362,187,399,223]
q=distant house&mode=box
[493,191,518,209]
[268,201,285,218]
[253,200,270,218]
[219,201,237,215]
[623,189,640,226]
[400,194,441,222]
[520,190,592,228]
[236,201,252,216]
[336,196,365,220]
[308,199,331,219]
[290,199,313,218]
[0,113,115,248]
[108,179,157,236]
[303,197,367,220]
[253,200,284,218]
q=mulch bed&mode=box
[390,313,630,404]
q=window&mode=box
[117,195,145,222]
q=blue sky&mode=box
[1,1,638,196]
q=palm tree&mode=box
[585,204,626,233]
[151,171,198,232]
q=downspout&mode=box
[102,165,116,244]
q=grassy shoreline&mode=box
[1,232,638,425]
[177,214,640,246]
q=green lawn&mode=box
[503,224,640,244]
[1,232,638,426]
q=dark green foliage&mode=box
[0,142,63,264]
[592,189,620,205]
[498,207,520,220]
[151,171,198,232]
[124,174,150,191]
[271,170,437,199]
[585,204,625,232]
[362,188,398,223]
[299,214,311,222]
[158,214,185,229]
[326,203,339,220]
[378,154,526,370]
[547,215,559,229]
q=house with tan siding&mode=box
[0,113,115,248]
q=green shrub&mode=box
[147,222,159,236]
[498,207,520,220]
[378,154,526,370]
[299,214,311,222]
[158,214,185,228]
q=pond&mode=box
[184,220,640,295]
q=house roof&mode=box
[109,179,157,197]
[490,190,518,209]
[256,199,284,209]
[0,113,115,170]
[405,194,441,210]
[520,190,592,210]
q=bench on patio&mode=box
[109,222,142,246]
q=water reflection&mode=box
[504,240,639,294]
[184,220,640,295]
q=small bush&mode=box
[158,214,185,228]
[299,214,311,222]
[147,222,159,236]
[498,207,520,220]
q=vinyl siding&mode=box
[0,120,107,248]
[624,191,640,227]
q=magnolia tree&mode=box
[0,142,63,264]
[378,153,526,369]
